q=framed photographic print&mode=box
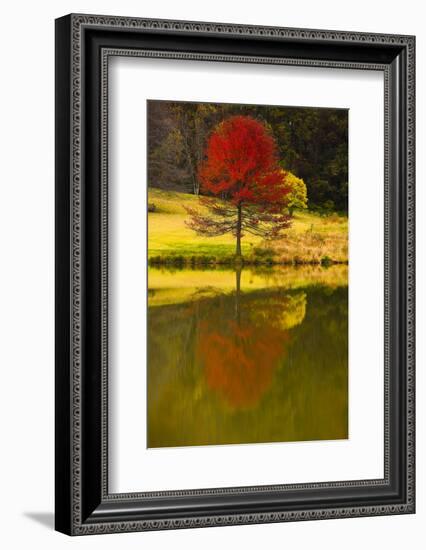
[55,14,415,535]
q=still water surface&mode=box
[147,265,348,448]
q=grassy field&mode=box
[148,188,348,265]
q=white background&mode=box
[0,0,423,548]
[110,58,384,492]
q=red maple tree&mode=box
[185,115,291,257]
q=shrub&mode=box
[321,255,333,266]
[253,246,276,259]
[279,169,308,214]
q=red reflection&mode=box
[197,319,289,409]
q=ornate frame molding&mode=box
[55,14,415,535]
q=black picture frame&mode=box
[55,13,415,535]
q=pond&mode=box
[147,264,348,448]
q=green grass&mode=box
[148,188,348,264]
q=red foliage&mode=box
[198,115,288,207]
[197,319,289,409]
[186,115,292,247]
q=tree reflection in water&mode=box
[147,265,348,448]
[196,268,305,409]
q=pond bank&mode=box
[148,255,348,268]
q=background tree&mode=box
[147,100,186,190]
[147,101,348,212]
[185,115,291,257]
[262,107,348,211]
[170,102,220,195]
[148,128,188,189]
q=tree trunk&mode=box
[177,117,199,195]
[235,266,242,324]
[236,203,242,257]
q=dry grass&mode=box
[272,228,348,264]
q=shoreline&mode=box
[148,256,349,268]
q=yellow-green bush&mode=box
[281,169,308,213]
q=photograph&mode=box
[50,8,415,538]
[0,0,420,546]
[147,100,349,448]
